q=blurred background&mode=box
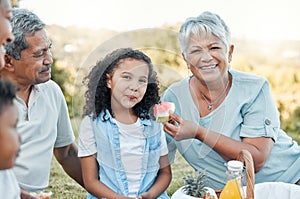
[12,0,300,141]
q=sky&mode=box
[19,0,300,41]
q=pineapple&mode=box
[182,171,213,199]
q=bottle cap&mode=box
[227,160,243,172]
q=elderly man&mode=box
[0,8,84,194]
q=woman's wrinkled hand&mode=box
[163,112,199,141]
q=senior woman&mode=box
[162,11,300,190]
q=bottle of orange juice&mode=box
[219,160,245,199]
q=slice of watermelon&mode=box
[154,102,175,123]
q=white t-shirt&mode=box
[13,80,75,192]
[0,169,21,199]
[78,116,168,197]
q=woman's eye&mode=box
[190,49,200,54]
[211,46,221,50]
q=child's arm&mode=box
[80,155,134,199]
[138,155,172,199]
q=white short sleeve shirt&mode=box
[0,169,21,199]
[13,80,75,192]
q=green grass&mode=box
[48,152,192,198]
[47,158,87,198]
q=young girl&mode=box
[78,48,171,199]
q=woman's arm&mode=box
[80,155,134,199]
[138,155,172,199]
[163,113,274,172]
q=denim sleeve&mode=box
[165,133,177,164]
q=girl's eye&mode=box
[122,75,131,80]
[139,79,147,83]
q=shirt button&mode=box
[265,119,271,125]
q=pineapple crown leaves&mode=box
[182,171,208,197]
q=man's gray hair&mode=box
[5,8,45,60]
[179,11,231,56]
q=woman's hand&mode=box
[163,112,199,140]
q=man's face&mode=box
[0,0,14,70]
[0,104,20,170]
[11,29,53,85]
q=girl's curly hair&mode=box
[83,48,160,121]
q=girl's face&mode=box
[107,58,149,112]
[0,0,14,70]
[0,104,20,170]
[184,33,234,83]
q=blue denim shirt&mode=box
[88,110,169,199]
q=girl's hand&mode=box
[137,192,151,199]
[163,112,199,140]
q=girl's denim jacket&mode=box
[87,110,169,199]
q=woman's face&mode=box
[0,0,14,70]
[184,33,233,83]
[107,58,149,112]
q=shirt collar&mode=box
[100,109,152,126]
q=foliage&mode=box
[50,59,75,117]
[182,171,208,198]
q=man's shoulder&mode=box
[35,80,64,99]
[38,80,61,90]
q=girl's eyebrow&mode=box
[121,71,148,78]
[121,71,131,75]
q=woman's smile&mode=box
[199,64,217,70]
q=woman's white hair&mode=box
[179,11,231,56]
